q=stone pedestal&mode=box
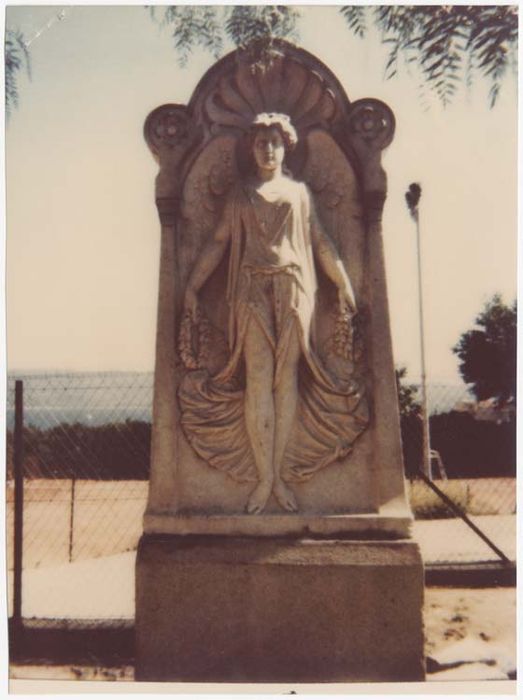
[135,535,424,682]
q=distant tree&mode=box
[151,5,517,107]
[395,366,421,418]
[395,366,422,478]
[452,294,516,404]
[8,420,151,480]
[4,28,30,119]
[430,410,515,478]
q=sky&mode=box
[5,5,518,384]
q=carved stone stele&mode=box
[142,39,410,537]
[136,39,424,685]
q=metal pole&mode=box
[416,470,511,564]
[414,210,432,479]
[68,476,76,563]
[13,380,24,626]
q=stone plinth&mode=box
[135,535,425,682]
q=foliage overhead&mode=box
[5,5,518,119]
[149,5,300,66]
[341,5,518,107]
[452,294,517,404]
[5,28,31,118]
[151,5,517,107]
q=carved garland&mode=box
[178,310,214,370]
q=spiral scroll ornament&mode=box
[144,104,198,158]
[347,98,395,151]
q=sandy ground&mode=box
[424,587,516,680]
[6,479,516,570]
[6,546,517,682]
[6,480,147,569]
[9,586,516,684]
[7,510,516,619]
[414,514,516,563]
[6,479,516,683]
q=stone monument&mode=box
[136,39,424,682]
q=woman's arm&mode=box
[307,189,357,312]
[184,207,232,319]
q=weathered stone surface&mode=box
[143,512,412,538]
[143,39,409,529]
[135,535,425,682]
[137,39,424,684]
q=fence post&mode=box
[69,476,76,563]
[13,380,24,629]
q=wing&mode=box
[178,134,240,360]
[177,134,258,482]
[301,130,366,370]
[302,129,365,292]
[178,134,239,293]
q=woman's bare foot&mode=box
[246,479,273,514]
[273,479,298,512]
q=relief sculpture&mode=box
[178,112,369,514]
[138,42,424,682]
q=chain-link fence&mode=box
[6,372,516,627]
[6,373,152,625]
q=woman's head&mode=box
[250,113,297,149]
[248,113,297,175]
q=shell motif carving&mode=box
[202,50,339,135]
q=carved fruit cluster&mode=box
[178,310,213,370]
[332,306,355,360]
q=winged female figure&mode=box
[181,112,368,514]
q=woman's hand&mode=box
[338,287,357,315]
[184,286,200,322]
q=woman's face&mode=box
[252,126,285,173]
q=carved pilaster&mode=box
[144,105,198,517]
[155,196,180,228]
[345,99,395,224]
[343,98,404,511]
[144,104,200,202]
[363,191,388,226]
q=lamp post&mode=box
[405,183,432,479]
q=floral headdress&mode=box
[250,112,298,150]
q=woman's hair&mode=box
[249,112,298,151]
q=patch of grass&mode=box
[408,480,469,519]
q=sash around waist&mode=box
[241,263,300,277]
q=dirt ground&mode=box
[9,586,516,684]
[424,586,516,680]
[6,478,516,570]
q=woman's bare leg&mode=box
[244,319,276,514]
[272,324,301,512]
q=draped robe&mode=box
[179,177,369,483]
